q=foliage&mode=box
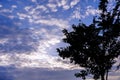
[57,0,120,80]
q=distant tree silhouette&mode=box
[57,0,120,80]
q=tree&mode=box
[57,0,120,80]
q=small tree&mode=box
[57,0,120,80]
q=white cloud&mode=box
[24,6,32,11]
[8,15,15,19]
[108,70,120,80]
[0,4,3,7]
[85,6,101,16]
[31,0,37,3]
[36,5,47,11]
[63,5,70,10]
[70,0,80,8]
[34,18,69,29]
[70,5,101,19]
[58,0,70,10]
[47,0,70,11]
[0,54,12,66]
[71,9,81,19]
[56,0,80,10]
[17,53,80,70]
[0,38,9,44]
[0,9,12,13]
[11,5,17,8]
[0,38,80,70]
[17,12,32,20]
[47,3,58,12]
[108,76,120,80]
[71,7,83,19]
[24,5,49,20]
[57,0,67,7]
[49,0,69,10]
[0,25,79,70]
[0,5,17,14]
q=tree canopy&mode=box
[57,0,120,80]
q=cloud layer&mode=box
[0,0,119,80]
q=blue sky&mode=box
[0,0,120,80]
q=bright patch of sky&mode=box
[0,0,119,80]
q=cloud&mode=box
[58,0,70,10]
[48,0,80,10]
[31,0,37,3]
[0,26,81,70]
[0,8,12,13]
[24,6,32,11]
[34,18,69,29]
[108,70,120,80]
[0,13,67,68]
[0,68,80,80]
[47,3,58,12]
[0,1,120,80]
[17,12,32,20]
[70,5,101,19]
[57,0,79,10]
[0,9,76,69]
[71,7,82,19]
[0,15,38,54]
[36,5,47,11]
[11,5,17,9]
[0,67,119,80]
[56,0,67,7]
[85,6,101,16]
[0,0,73,70]
[0,4,2,8]
[0,47,81,70]
[70,0,80,8]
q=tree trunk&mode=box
[101,76,105,80]
[101,73,105,80]
[106,70,108,80]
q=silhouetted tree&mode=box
[57,0,120,80]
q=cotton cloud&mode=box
[0,14,38,53]
[0,8,12,13]
[34,18,69,29]
[36,5,47,11]
[57,0,71,10]
[0,17,77,69]
[47,3,58,12]
[0,23,79,70]
[31,0,37,3]
[24,6,32,12]
[0,44,81,70]
[0,4,2,8]
[71,5,101,19]
[11,5,17,9]
[85,6,101,16]
[17,12,33,20]
[70,0,80,8]
[71,7,82,19]
[48,0,80,10]
[0,2,72,69]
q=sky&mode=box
[0,0,120,80]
